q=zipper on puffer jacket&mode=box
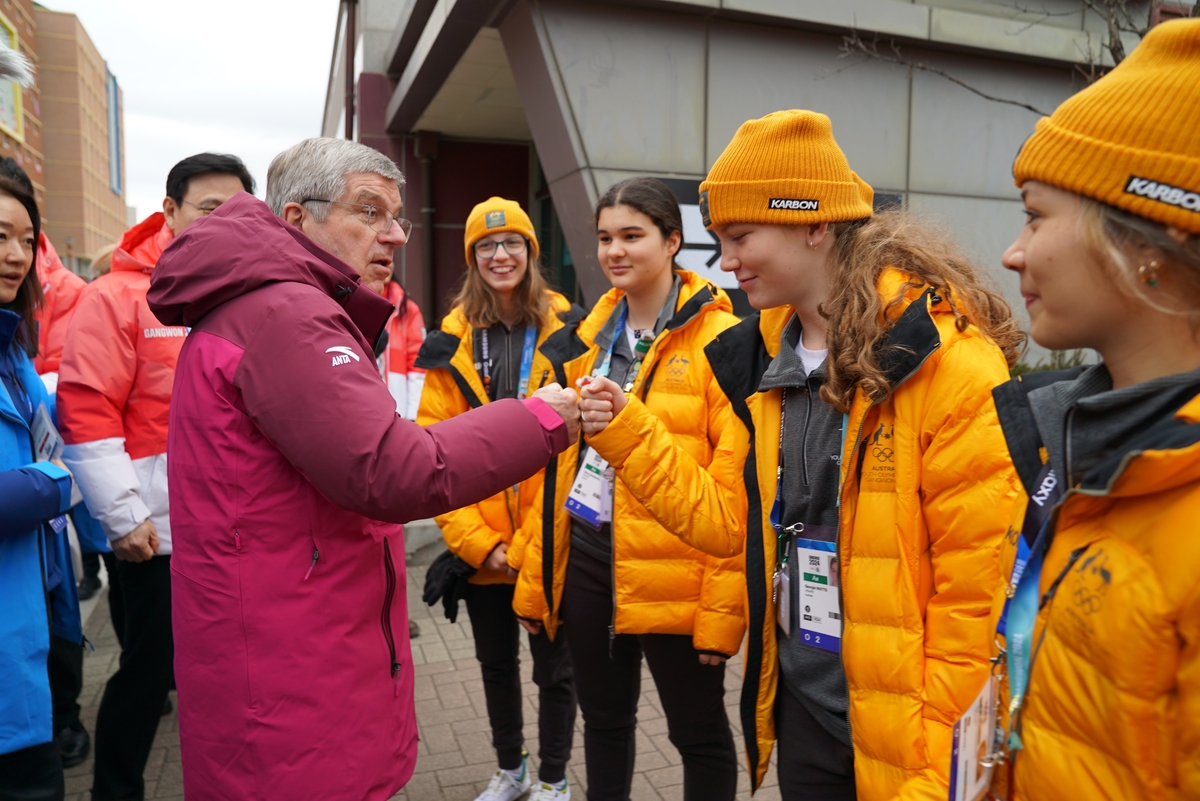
[381,537,402,694]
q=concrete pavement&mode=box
[67,550,778,800]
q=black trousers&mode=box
[560,549,738,801]
[0,741,64,801]
[463,582,576,783]
[775,682,856,799]
[101,552,125,649]
[91,556,173,801]
[47,636,83,734]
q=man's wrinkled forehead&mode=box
[343,174,402,215]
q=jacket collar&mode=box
[113,213,173,274]
[540,270,725,376]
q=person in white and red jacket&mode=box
[56,152,255,801]
[377,279,426,420]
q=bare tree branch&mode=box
[839,32,1052,116]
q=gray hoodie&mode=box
[757,315,851,748]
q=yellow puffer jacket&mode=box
[991,373,1200,800]
[509,270,746,656]
[416,291,580,584]
[699,270,1018,798]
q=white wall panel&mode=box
[908,52,1077,200]
[538,1,707,175]
[706,21,911,192]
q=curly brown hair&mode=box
[819,210,1026,411]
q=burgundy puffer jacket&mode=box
[148,192,567,800]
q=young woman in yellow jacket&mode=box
[415,197,581,801]
[990,20,1200,800]
[596,112,1024,799]
[509,177,745,800]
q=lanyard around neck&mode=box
[479,324,538,400]
[593,304,658,392]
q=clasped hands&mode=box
[530,377,626,440]
[576,375,626,437]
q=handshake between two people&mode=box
[528,375,627,442]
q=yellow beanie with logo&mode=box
[1014,18,1200,233]
[463,197,540,264]
[699,110,874,230]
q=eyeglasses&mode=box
[182,199,224,216]
[301,198,413,236]
[474,236,528,259]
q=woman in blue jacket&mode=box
[0,173,81,801]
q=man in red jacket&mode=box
[147,138,579,800]
[57,153,254,801]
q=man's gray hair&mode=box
[266,138,405,220]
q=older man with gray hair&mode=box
[146,138,580,799]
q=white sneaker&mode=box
[528,779,571,801]
[475,758,532,801]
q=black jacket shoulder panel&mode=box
[704,313,769,432]
[414,329,461,370]
[992,366,1088,495]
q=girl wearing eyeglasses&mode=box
[415,197,581,801]
[510,177,745,800]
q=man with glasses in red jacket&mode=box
[146,138,579,800]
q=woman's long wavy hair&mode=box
[452,235,550,329]
[820,210,1026,411]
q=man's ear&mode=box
[162,197,180,235]
[282,202,306,230]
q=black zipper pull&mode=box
[304,549,319,581]
[608,625,616,659]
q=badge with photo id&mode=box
[796,537,842,653]
[565,447,613,528]
[948,676,999,801]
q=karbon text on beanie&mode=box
[463,197,540,263]
[700,110,874,230]
[1013,18,1200,234]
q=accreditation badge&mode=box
[565,447,613,527]
[795,538,842,653]
[948,676,1000,801]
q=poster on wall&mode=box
[658,179,754,316]
[0,11,22,140]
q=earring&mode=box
[807,240,815,249]
[1138,259,1161,288]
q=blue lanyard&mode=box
[1002,463,1061,750]
[516,325,537,400]
[593,306,628,381]
[480,324,538,400]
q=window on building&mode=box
[107,69,121,195]
[0,10,22,142]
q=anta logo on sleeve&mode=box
[326,346,361,366]
[769,198,819,211]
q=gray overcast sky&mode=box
[39,0,339,226]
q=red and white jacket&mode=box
[57,213,181,550]
[33,234,87,392]
[379,281,425,420]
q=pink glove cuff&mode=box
[522,396,564,432]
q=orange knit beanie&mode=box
[700,110,874,229]
[1013,18,1200,233]
[463,197,540,264]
